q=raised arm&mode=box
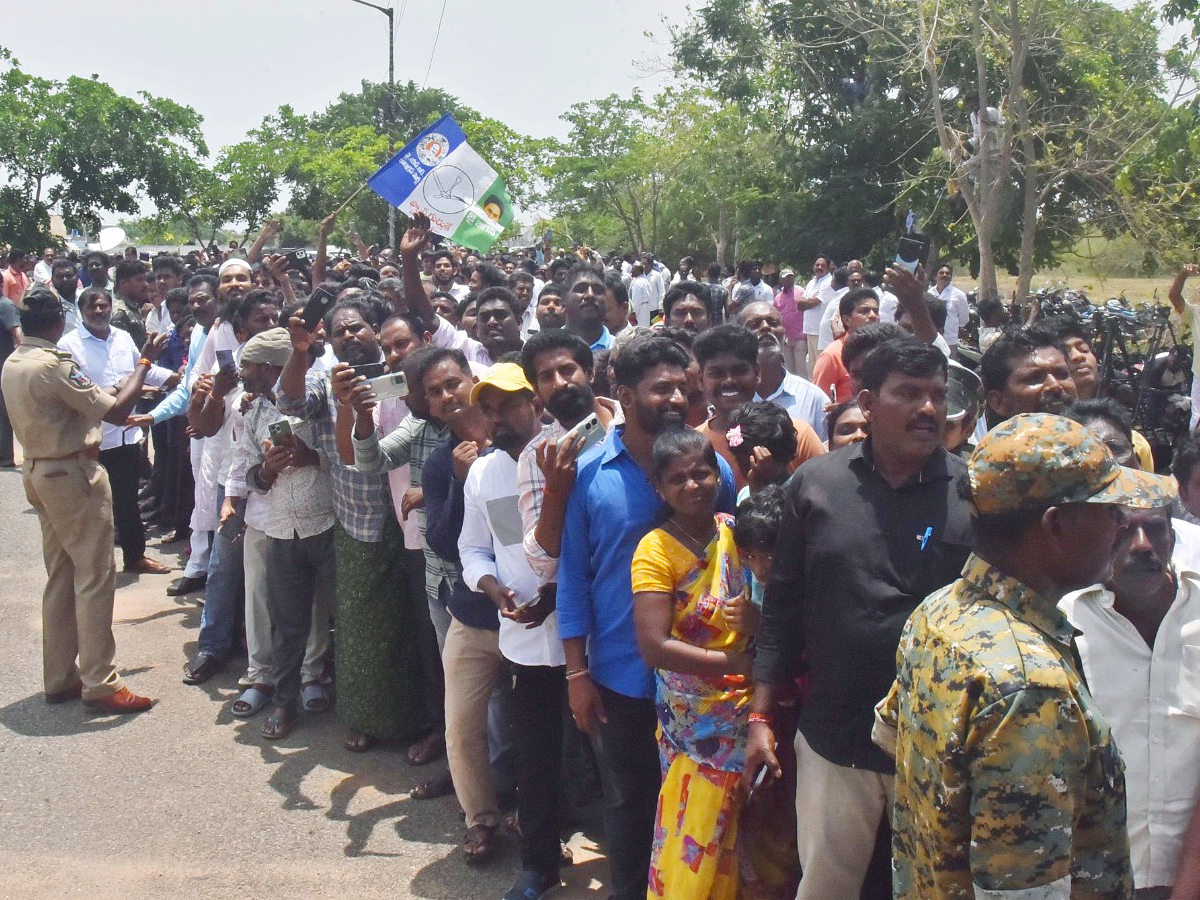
[1169,264,1199,317]
[312,213,336,288]
[246,219,281,264]
[399,213,436,325]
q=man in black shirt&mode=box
[745,338,974,900]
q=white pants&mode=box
[794,729,894,900]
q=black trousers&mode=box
[145,419,170,501]
[264,527,335,710]
[99,442,146,567]
[0,359,14,465]
[590,683,660,900]
[512,663,566,877]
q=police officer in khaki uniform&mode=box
[0,287,164,713]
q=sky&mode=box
[4,0,696,156]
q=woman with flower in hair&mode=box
[632,428,792,899]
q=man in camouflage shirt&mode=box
[876,413,1177,900]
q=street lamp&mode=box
[347,0,396,249]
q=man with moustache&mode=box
[877,414,1175,900]
[980,324,1078,429]
[57,287,174,576]
[738,300,830,441]
[563,263,615,351]
[557,335,738,900]
[109,259,150,348]
[746,338,974,900]
[48,258,82,331]
[534,283,567,332]
[280,297,429,752]
[1062,501,1200,900]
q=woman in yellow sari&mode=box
[632,428,788,900]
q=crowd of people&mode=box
[2,212,1200,900]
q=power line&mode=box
[422,0,448,88]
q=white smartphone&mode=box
[562,412,605,456]
[367,371,409,402]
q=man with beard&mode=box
[557,336,737,900]
[279,297,429,753]
[980,324,1077,429]
[335,316,450,777]
[48,258,81,331]
[517,329,617,588]
[429,249,468,302]
[738,301,830,441]
[747,338,973,900]
[109,259,149,348]
[459,363,568,898]
[1062,501,1200,899]
[603,272,632,336]
[511,270,539,339]
[473,287,525,363]
[693,324,824,491]
[58,287,174,576]
[563,263,614,351]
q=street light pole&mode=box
[347,0,396,249]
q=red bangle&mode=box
[748,712,772,726]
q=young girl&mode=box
[725,401,799,502]
[633,429,789,899]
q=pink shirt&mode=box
[2,268,29,304]
[774,286,806,340]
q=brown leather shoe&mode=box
[83,687,154,715]
[45,681,83,704]
[124,556,172,575]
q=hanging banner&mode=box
[368,114,514,253]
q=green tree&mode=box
[0,48,206,247]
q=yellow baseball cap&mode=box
[469,362,534,405]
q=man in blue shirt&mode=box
[558,335,735,900]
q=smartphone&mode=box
[218,511,245,542]
[268,419,293,442]
[894,233,930,274]
[367,371,409,402]
[301,287,336,331]
[562,412,605,456]
[215,348,235,373]
[352,362,386,382]
[282,248,309,271]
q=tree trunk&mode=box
[1016,164,1039,300]
[976,216,1000,299]
[715,202,730,267]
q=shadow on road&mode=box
[0,666,157,738]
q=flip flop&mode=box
[462,823,498,865]
[261,707,297,740]
[231,685,272,718]
[300,682,329,713]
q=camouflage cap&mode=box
[968,412,1176,515]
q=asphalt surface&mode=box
[0,460,610,900]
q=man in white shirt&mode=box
[458,362,566,900]
[32,247,55,284]
[934,264,971,354]
[629,262,655,327]
[58,286,174,575]
[797,254,835,377]
[738,301,830,441]
[1060,503,1200,900]
[641,253,667,317]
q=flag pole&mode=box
[332,181,370,218]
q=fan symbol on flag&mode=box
[423,165,475,215]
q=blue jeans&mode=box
[197,488,245,659]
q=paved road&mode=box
[0,463,610,900]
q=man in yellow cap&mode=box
[458,362,567,898]
[876,412,1177,900]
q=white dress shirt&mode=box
[1060,567,1200,889]
[145,302,173,337]
[801,272,835,334]
[756,368,830,442]
[459,447,565,668]
[817,287,846,351]
[630,275,655,327]
[58,324,172,450]
[938,283,970,347]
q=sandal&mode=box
[231,685,272,718]
[300,682,329,713]
[462,823,498,865]
[261,706,297,740]
[342,729,378,753]
[406,730,445,766]
[411,769,454,800]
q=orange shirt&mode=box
[812,335,853,403]
[696,414,826,490]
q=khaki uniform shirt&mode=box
[876,553,1133,900]
[0,337,115,458]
